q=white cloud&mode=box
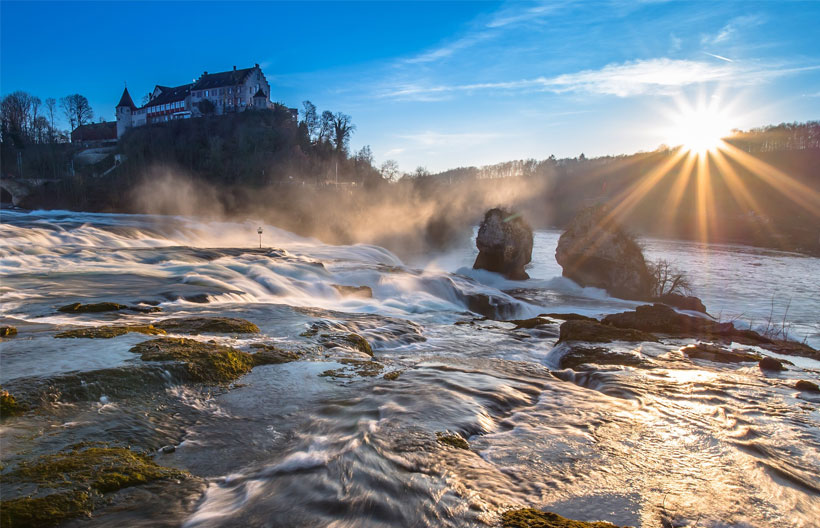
[380,58,819,100]
[397,131,501,147]
[703,14,766,45]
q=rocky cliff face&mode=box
[555,206,652,300]
[473,208,533,280]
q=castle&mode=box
[115,63,281,139]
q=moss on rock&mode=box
[320,333,373,356]
[319,359,383,378]
[332,284,373,298]
[1,388,26,418]
[558,320,658,344]
[560,347,650,370]
[0,325,17,337]
[152,316,260,335]
[0,490,93,528]
[383,370,401,381]
[130,337,254,382]
[436,432,469,450]
[58,302,128,313]
[501,508,622,528]
[250,344,301,365]
[55,324,166,339]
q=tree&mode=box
[413,166,430,178]
[32,116,49,143]
[60,94,93,131]
[380,159,400,181]
[198,99,215,115]
[319,110,334,144]
[354,145,373,167]
[1,91,36,143]
[301,100,319,142]
[330,112,355,153]
[45,98,57,142]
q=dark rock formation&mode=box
[759,357,787,371]
[0,326,17,337]
[501,508,622,527]
[603,304,730,336]
[58,302,128,313]
[130,337,255,382]
[473,208,533,280]
[558,320,658,343]
[795,380,820,392]
[682,343,762,363]
[657,293,707,313]
[560,346,651,370]
[555,206,652,300]
[152,316,260,334]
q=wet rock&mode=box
[795,380,820,392]
[682,343,762,364]
[656,293,707,313]
[436,432,469,450]
[55,324,166,339]
[57,302,128,313]
[1,388,26,418]
[540,313,597,322]
[555,206,653,300]
[249,344,301,365]
[319,359,383,378]
[332,284,373,298]
[0,325,17,337]
[510,316,554,329]
[473,208,534,280]
[560,347,650,370]
[759,357,787,371]
[320,332,373,356]
[160,445,176,454]
[463,292,520,320]
[152,316,260,335]
[603,304,729,336]
[130,337,255,382]
[383,370,401,381]
[558,320,658,343]
[1,445,188,527]
[501,508,622,527]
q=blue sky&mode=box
[2,1,818,172]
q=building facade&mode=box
[116,64,279,139]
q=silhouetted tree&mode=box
[301,100,319,142]
[330,112,355,153]
[60,94,93,131]
[198,99,215,115]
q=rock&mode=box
[795,380,820,392]
[436,432,469,450]
[558,320,658,343]
[560,347,651,370]
[510,316,554,329]
[540,313,597,322]
[249,344,301,365]
[1,388,26,418]
[320,333,373,356]
[759,357,787,371]
[152,316,260,335]
[319,359,383,378]
[55,324,166,339]
[501,508,622,527]
[602,304,729,336]
[383,370,401,381]
[473,208,533,280]
[657,293,707,313]
[130,337,255,382]
[58,302,128,313]
[682,343,762,363]
[160,445,176,454]
[332,284,373,298]
[0,491,93,528]
[0,326,17,337]
[555,206,652,300]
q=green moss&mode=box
[0,490,93,528]
[319,359,383,378]
[131,337,255,382]
[332,284,373,298]
[321,333,373,356]
[436,432,469,450]
[1,388,26,418]
[383,370,401,381]
[250,344,301,365]
[55,324,166,339]
[501,508,622,528]
[0,325,17,337]
[152,316,260,334]
[11,446,188,493]
[58,302,128,313]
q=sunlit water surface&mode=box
[1,210,818,528]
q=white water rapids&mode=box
[1,210,819,527]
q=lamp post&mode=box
[257,226,263,249]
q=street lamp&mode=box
[257,226,263,249]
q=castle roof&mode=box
[144,84,192,108]
[192,66,257,90]
[71,121,117,142]
[116,87,136,109]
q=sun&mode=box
[665,98,733,155]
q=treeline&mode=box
[0,90,95,146]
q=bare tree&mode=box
[45,97,57,142]
[319,110,334,144]
[60,94,93,131]
[380,159,400,181]
[330,112,355,153]
[1,91,36,142]
[301,100,319,142]
[648,259,691,298]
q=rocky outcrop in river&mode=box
[473,208,533,280]
[555,206,652,300]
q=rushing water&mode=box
[1,210,819,527]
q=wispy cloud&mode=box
[396,131,501,147]
[380,58,819,100]
[703,52,734,62]
[703,13,766,45]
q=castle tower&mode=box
[116,86,137,139]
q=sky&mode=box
[1,0,819,172]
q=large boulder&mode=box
[555,206,652,300]
[473,208,533,280]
